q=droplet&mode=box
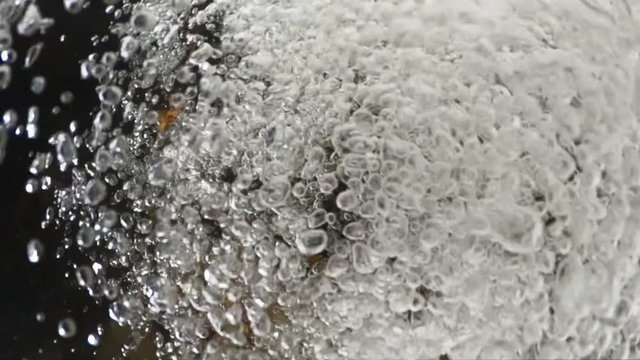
[27,238,44,263]
[148,158,177,186]
[0,49,18,64]
[189,43,215,65]
[57,318,77,338]
[84,178,107,205]
[24,42,44,69]
[295,229,328,256]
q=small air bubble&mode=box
[57,318,77,338]
[27,239,44,263]
[84,178,107,205]
[295,229,328,256]
[24,42,44,68]
[30,76,46,95]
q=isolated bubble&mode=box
[57,318,77,338]
[26,238,44,263]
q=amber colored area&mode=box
[158,108,181,133]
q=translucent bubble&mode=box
[87,333,100,346]
[98,85,123,106]
[76,226,96,248]
[54,132,78,170]
[148,158,177,186]
[24,41,44,69]
[308,209,327,229]
[352,243,376,274]
[342,221,366,240]
[189,43,215,65]
[64,0,85,14]
[75,265,96,288]
[94,148,113,173]
[296,229,328,256]
[93,110,112,130]
[0,29,11,50]
[35,312,45,322]
[318,173,339,194]
[58,318,77,338]
[30,76,46,95]
[84,178,107,205]
[0,64,11,90]
[60,91,74,104]
[120,36,139,59]
[325,254,349,278]
[26,238,44,263]
[130,9,157,32]
[0,49,17,64]
[336,189,359,212]
[259,178,290,207]
[2,109,17,129]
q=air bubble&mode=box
[57,318,77,338]
[24,42,44,69]
[84,178,107,205]
[0,65,11,90]
[130,9,157,32]
[318,173,339,194]
[30,76,46,94]
[27,239,44,263]
[336,189,359,212]
[93,110,112,130]
[296,229,328,256]
[87,333,100,346]
[64,0,85,14]
[76,226,97,248]
[342,221,366,240]
[98,85,123,106]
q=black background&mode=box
[0,1,116,359]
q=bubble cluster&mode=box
[4,0,640,359]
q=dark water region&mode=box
[0,1,121,359]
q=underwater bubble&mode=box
[2,109,17,129]
[296,229,328,256]
[87,333,100,346]
[57,318,77,338]
[64,0,85,15]
[97,85,123,106]
[76,226,96,248]
[75,265,96,288]
[336,189,359,212]
[352,243,376,274]
[24,41,44,69]
[60,91,74,104]
[130,8,157,32]
[0,64,11,90]
[318,173,339,194]
[26,238,44,263]
[84,178,107,205]
[35,312,45,322]
[342,221,366,240]
[30,75,46,94]
[54,132,77,170]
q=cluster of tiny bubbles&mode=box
[3,0,640,359]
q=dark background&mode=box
[0,1,118,359]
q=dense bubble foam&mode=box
[2,0,640,358]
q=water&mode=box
[2,0,640,359]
